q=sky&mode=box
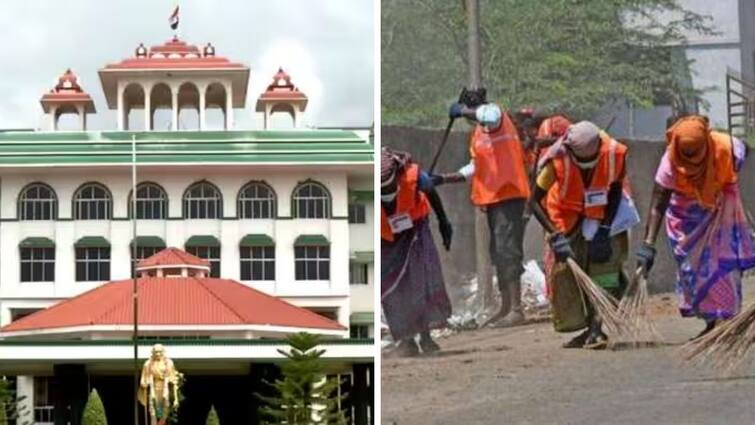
[0,1,374,131]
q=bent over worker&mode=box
[530,121,633,349]
[381,147,453,356]
[637,115,755,339]
[432,92,530,327]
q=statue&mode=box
[138,344,182,425]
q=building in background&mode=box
[0,36,374,425]
[602,0,755,140]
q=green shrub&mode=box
[205,405,220,425]
[82,389,107,425]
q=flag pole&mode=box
[131,134,140,425]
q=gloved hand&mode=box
[438,218,453,251]
[429,174,445,187]
[549,232,574,263]
[636,243,656,277]
[588,225,612,263]
[449,102,465,119]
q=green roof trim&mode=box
[349,190,374,203]
[0,130,374,166]
[185,235,221,247]
[130,236,166,248]
[74,236,110,248]
[294,234,330,246]
[352,251,374,263]
[19,237,54,248]
[350,312,374,324]
[240,234,275,247]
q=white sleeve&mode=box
[458,160,475,179]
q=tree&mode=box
[205,405,220,425]
[0,377,30,425]
[382,0,714,128]
[81,389,107,425]
[257,333,347,425]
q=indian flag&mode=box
[169,6,179,30]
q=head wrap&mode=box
[563,121,601,159]
[380,147,411,187]
[666,115,718,207]
[538,115,571,139]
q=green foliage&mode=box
[0,378,31,425]
[382,0,714,128]
[257,333,347,425]
[82,389,107,425]
[205,405,220,425]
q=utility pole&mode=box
[465,0,494,312]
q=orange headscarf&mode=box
[665,115,731,208]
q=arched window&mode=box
[18,183,57,220]
[238,181,276,219]
[292,181,331,219]
[129,183,168,219]
[183,181,222,219]
[73,183,112,220]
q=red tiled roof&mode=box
[1,277,344,333]
[137,247,209,269]
[103,38,246,71]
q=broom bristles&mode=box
[612,267,663,347]
[565,258,629,336]
[681,302,755,373]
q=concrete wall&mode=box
[382,126,755,296]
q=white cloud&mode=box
[0,0,374,130]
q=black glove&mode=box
[438,218,453,251]
[549,232,574,263]
[429,174,445,187]
[588,226,612,263]
[636,243,656,277]
[449,102,465,119]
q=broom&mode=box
[612,267,663,347]
[565,258,628,337]
[681,302,755,373]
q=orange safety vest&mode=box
[380,163,431,242]
[545,135,628,234]
[469,109,531,206]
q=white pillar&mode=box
[50,106,58,131]
[144,84,152,131]
[117,84,125,131]
[199,88,207,131]
[16,376,34,424]
[76,105,86,130]
[171,87,179,131]
[294,107,301,128]
[225,84,233,130]
[264,103,272,130]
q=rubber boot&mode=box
[492,277,525,328]
[486,267,512,326]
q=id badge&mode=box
[584,189,608,207]
[388,213,414,234]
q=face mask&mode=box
[381,192,397,203]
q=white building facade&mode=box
[0,36,374,425]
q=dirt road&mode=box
[382,290,755,425]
